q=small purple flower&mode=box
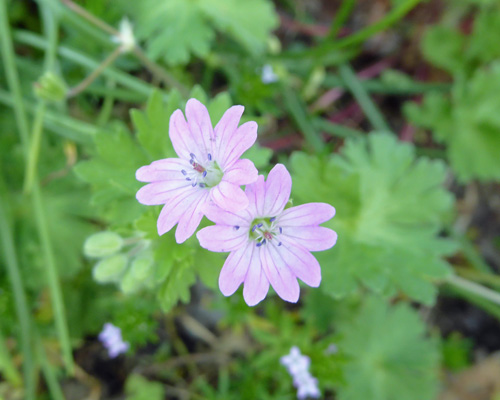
[136,99,258,243]
[98,323,129,358]
[197,164,337,306]
[281,346,321,399]
[281,346,311,376]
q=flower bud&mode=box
[33,72,67,102]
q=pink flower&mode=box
[98,323,129,358]
[197,164,337,306]
[281,346,311,376]
[136,99,258,243]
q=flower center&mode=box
[248,216,282,247]
[181,153,223,189]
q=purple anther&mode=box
[190,153,196,159]
[233,226,240,230]
[279,227,283,234]
[181,169,187,175]
[208,153,212,161]
[269,217,276,222]
[191,182,197,187]
[199,183,206,188]
[252,225,258,232]
[262,239,266,245]
[278,242,282,246]
[186,177,191,181]
[257,223,263,228]
[256,241,263,247]
[202,171,207,178]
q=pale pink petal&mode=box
[210,181,249,212]
[169,109,203,160]
[270,239,321,287]
[223,159,258,185]
[136,158,192,182]
[136,181,190,205]
[185,98,214,157]
[197,225,249,252]
[242,247,270,306]
[278,203,336,227]
[281,226,337,251]
[157,188,205,238]
[175,191,210,243]
[219,242,253,296]
[213,105,244,163]
[261,245,300,303]
[263,164,292,216]
[202,202,252,227]
[219,121,258,169]
[245,175,266,216]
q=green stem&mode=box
[96,79,116,126]
[0,0,74,375]
[61,0,118,36]
[14,30,158,97]
[37,339,65,400]
[338,63,391,132]
[284,0,422,61]
[446,275,500,306]
[312,118,365,139]
[328,0,356,40]
[0,193,35,399]
[23,102,46,194]
[67,46,122,98]
[282,85,324,153]
[0,330,22,387]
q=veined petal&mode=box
[219,121,258,169]
[242,246,269,306]
[219,242,253,296]
[136,181,190,205]
[211,181,249,212]
[261,245,300,303]
[169,108,203,160]
[202,202,252,227]
[136,158,192,182]
[213,105,244,164]
[270,239,321,287]
[278,203,336,227]
[281,226,337,251]
[157,188,206,239]
[197,225,249,252]
[176,190,210,243]
[223,159,258,185]
[263,164,292,216]
[185,98,214,157]
[245,175,266,216]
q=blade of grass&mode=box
[0,191,35,399]
[338,63,391,132]
[312,118,364,139]
[0,330,22,387]
[282,85,324,153]
[328,0,356,40]
[37,339,65,400]
[0,0,74,375]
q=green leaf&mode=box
[93,254,128,283]
[466,5,500,65]
[74,126,148,225]
[130,0,277,65]
[337,297,440,400]
[290,134,456,304]
[126,374,165,400]
[421,25,466,75]
[84,231,123,258]
[406,63,500,181]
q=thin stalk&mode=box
[456,268,500,292]
[282,85,324,153]
[313,118,364,139]
[37,339,65,400]
[338,63,391,132]
[323,75,451,95]
[0,88,98,144]
[14,30,158,97]
[284,0,422,61]
[0,194,35,399]
[0,0,74,374]
[67,46,122,98]
[0,330,22,387]
[96,79,116,126]
[23,102,46,193]
[60,0,188,94]
[328,0,356,40]
[446,275,500,307]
